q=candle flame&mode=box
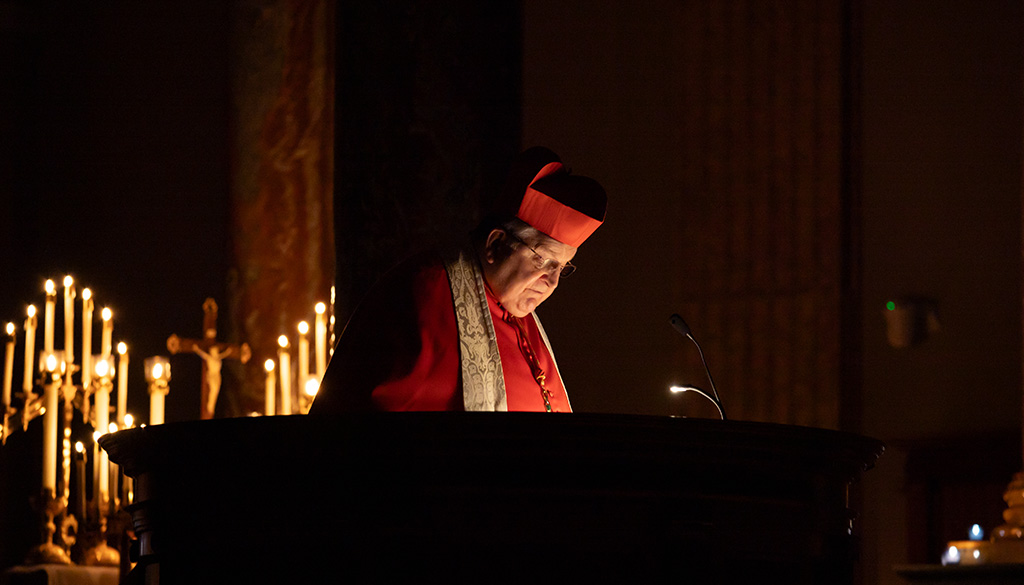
[152,363,164,380]
[264,359,275,372]
[75,441,84,453]
[95,359,110,378]
[93,431,101,442]
[45,280,55,295]
[27,305,36,318]
[315,302,326,315]
[82,288,91,301]
[278,335,289,348]
[63,275,73,288]
[101,307,112,321]
[298,321,309,335]
[45,353,58,372]
[304,378,319,397]
[124,414,134,428]
[5,323,14,336]
[117,342,127,355]
[108,422,118,434]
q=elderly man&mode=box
[310,148,606,413]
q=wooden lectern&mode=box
[100,414,883,584]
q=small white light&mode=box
[973,549,980,560]
[669,386,685,393]
[970,524,984,541]
[942,545,961,565]
[304,378,319,397]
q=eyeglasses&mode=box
[506,233,576,278]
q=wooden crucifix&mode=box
[167,298,251,420]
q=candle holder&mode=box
[24,488,72,565]
[81,514,120,566]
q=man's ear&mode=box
[484,229,507,264]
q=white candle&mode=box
[3,323,14,409]
[81,289,93,389]
[100,308,113,361]
[94,357,111,511]
[92,430,104,515]
[44,280,56,354]
[148,361,167,426]
[107,422,119,510]
[264,359,276,416]
[42,355,59,493]
[116,343,128,425]
[62,276,75,366]
[314,302,327,381]
[297,321,310,393]
[22,306,36,393]
[278,335,292,415]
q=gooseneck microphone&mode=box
[669,314,727,420]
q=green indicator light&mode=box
[886,301,896,311]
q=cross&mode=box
[166,298,251,420]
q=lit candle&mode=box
[62,276,75,366]
[42,353,59,494]
[44,280,56,354]
[314,302,327,381]
[147,359,169,426]
[22,306,36,393]
[100,308,113,361]
[297,321,310,393]
[116,342,128,425]
[73,441,86,522]
[3,323,14,409]
[278,335,291,415]
[92,430,104,515]
[264,359,276,416]
[93,357,111,506]
[81,289,93,389]
[107,422,119,511]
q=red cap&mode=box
[516,162,606,248]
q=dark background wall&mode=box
[1,1,1022,584]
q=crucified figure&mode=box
[193,345,234,416]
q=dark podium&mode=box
[100,413,883,584]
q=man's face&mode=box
[483,229,577,318]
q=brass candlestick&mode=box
[24,488,72,565]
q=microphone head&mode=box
[669,314,691,337]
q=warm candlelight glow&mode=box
[45,280,55,295]
[95,358,110,378]
[278,335,289,348]
[298,321,309,335]
[152,363,164,380]
[264,359,275,372]
[124,414,134,428]
[108,422,117,434]
[93,431,100,442]
[102,307,112,322]
[315,302,326,315]
[82,288,91,301]
[118,342,127,355]
[304,377,319,397]
[45,353,58,373]
[27,305,36,318]
[63,275,73,288]
[5,323,13,336]
[75,441,84,454]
